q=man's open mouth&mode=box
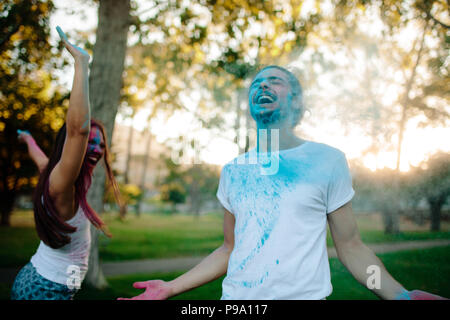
[255,92,277,105]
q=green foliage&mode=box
[352,164,401,212]
[0,0,68,224]
[156,156,219,213]
[105,182,142,207]
[298,0,449,173]
[157,157,186,207]
[352,152,450,232]
[407,152,450,231]
[121,0,323,133]
[419,152,450,205]
[160,182,186,206]
[120,1,450,177]
[182,164,220,214]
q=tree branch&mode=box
[0,23,20,52]
[423,8,450,29]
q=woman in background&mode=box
[11,26,122,300]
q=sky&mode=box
[49,0,450,171]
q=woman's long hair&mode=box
[33,119,123,249]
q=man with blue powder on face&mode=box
[119,65,446,300]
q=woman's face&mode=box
[85,126,105,167]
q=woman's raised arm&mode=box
[49,26,91,196]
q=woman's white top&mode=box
[31,205,91,286]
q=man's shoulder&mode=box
[303,141,346,159]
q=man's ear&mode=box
[290,95,304,127]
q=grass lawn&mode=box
[2,247,447,300]
[29,246,450,300]
[1,210,449,268]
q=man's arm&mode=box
[168,208,235,296]
[118,208,235,300]
[328,202,447,300]
[17,130,49,173]
[327,202,406,299]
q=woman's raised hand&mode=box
[56,26,90,63]
[17,129,32,143]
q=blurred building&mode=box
[111,123,168,192]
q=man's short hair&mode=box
[253,65,304,127]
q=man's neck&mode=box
[256,122,305,153]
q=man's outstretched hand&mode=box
[117,280,173,300]
[396,289,448,300]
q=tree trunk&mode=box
[85,228,108,288]
[429,200,442,232]
[380,180,401,234]
[395,22,428,171]
[0,191,15,226]
[234,88,242,154]
[190,184,201,218]
[137,130,152,216]
[382,209,400,234]
[86,165,109,289]
[124,121,134,184]
[85,0,130,289]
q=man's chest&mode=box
[225,163,329,217]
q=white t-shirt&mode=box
[31,205,91,286]
[216,141,355,300]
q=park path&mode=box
[101,239,450,276]
[1,239,449,283]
